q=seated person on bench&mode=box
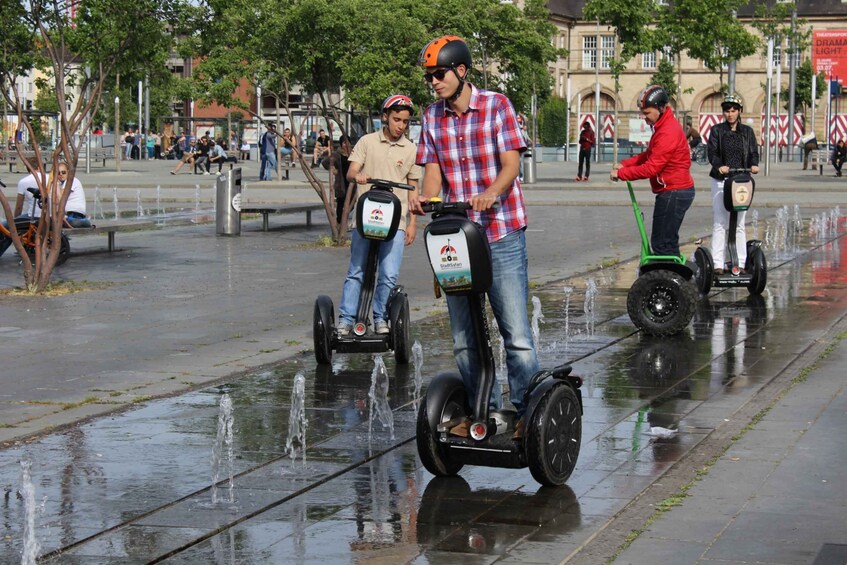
[205,139,236,173]
[170,139,198,174]
[0,170,45,258]
[56,165,92,228]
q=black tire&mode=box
[392,295,411,365]
[416,377,465,477]
[745,246,767,295]
[25,233,70,266]
[525,384,582,486]
[627,270,697,336]
[694,247,713,295]
[313,295,334,365]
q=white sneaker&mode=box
[375,321,390,334]
[337,322,352,336]
[203,171,210,175]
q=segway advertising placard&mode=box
[426,232,473,292]
[360,195,396,240]
[724,175,755,212]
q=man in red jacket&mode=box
[610,85,694,257]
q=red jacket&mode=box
[618,106,693,194]
[579,128,595,150]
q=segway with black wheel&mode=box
[313,179,414,365]
[694,168,767,296]
[623,181,698,336]
[415,199,583,487]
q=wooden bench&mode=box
[240,203,324,231]
[69,220,156,252]
[0,151,38,173]
[809,149,829,175]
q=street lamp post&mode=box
[115,95,120,173]
[787,8,797,161]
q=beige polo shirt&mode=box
[348,130,421,232]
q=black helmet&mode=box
[419,35,472,69]
[638,85,669,110]
[721,93,743,112]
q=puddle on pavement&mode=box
[1,214,845,562]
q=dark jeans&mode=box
[651,187,695,257]
[577,148,591,178]
[834,158,844,176]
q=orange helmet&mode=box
[418,36,472,69]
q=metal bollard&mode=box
[215,167,242,236]
[522,150,536,184]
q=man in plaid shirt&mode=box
[413,35,538,440]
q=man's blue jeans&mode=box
[260,152,277,181]
[339,229,406,325]
[445,229,539,417]
[651,187,695,256]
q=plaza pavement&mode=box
[0,154,845,563]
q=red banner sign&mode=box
[813,30,847,81]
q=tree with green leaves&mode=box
[0,0,188,293]
[538,97,568,146]
[192,0,562,244]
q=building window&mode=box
[642,52,656,69]
[601,36,615,69]
[583,35,614,70]
[582,36,597,69]
[771,43,782,68]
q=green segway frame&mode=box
[625,181,697,336]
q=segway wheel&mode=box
[745,246,767,296]
[526,384,582,486]
[392,295,411,365]
[693,247,713,295]
[627,270,697,336]
[416,376,465,477]
[313,295,335,365]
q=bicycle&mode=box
[0,178,70,266]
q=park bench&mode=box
[240,203,324,231]
[69,219,157,252]
[809,149,829,175]
[87,148,114,167]
[0,151,38,173]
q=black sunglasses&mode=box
[424,67,452,83]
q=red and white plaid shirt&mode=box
[417,84,528,242]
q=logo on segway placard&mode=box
[427,233,473,291]
[360,196,395,239]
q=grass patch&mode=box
[284,339,301,346]
[599,257,620,268]
[0,280,117,297]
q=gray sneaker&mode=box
[337,322,352,336]
[375,321,390,334]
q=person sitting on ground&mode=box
[706,93,759,275]
[170,139,198,174]
[831,139,846,177]
[312,129,332,168]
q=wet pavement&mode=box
[1,188,846,562]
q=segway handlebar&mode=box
[367,178,415,191]
[420,199,473,214]
[727,168,755,175]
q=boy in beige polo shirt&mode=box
[337,95,421,336]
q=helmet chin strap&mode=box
[448,67,466,103]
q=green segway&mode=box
[624,181,698,336]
